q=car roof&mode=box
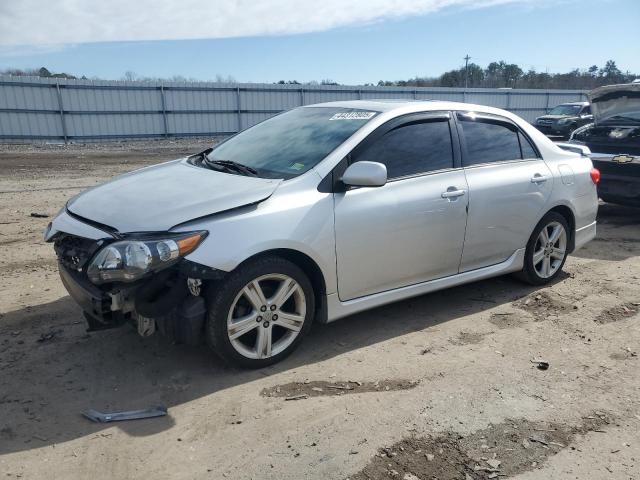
[303,99,461,112]
[303,99,503,114]
[557,101,589,106]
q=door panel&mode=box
[455,111,553,272]
[334,170,468,301]
[460,160,552,271]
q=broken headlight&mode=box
[87,231,207,284]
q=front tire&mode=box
[205,256,315,368]
[516,212,570,285]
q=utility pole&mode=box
[464,54,471,89]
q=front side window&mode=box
[581,105,591,115]
[354,120,454,179]
[458,116,522,166]
[207,107,378,179]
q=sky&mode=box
[0,0,638,85]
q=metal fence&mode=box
[0,76,588,143]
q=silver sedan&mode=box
[47,100,599,367]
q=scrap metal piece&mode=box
[187,277,202,296]
[82,406,167,423]
[136,314,156,337]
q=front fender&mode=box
[176,184,338,294]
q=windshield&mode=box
[207,107,379,179]
[549,105,582,116]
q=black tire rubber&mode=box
[205,256,315,369]
[514,211,570,286]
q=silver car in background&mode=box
[45,100,599,367]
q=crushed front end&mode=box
[47,212,222,345]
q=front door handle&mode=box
[441,188,466,199]
[531,174,551,184]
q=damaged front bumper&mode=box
[48,209,224,345]
[58,256,222,344]
[59,263,130,331]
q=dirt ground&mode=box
[1,140,639,480]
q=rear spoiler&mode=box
[555,142,591,157]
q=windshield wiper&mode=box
[204,158,258,177]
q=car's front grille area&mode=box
[54,234,101,272]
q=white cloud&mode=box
[0,0,531,47]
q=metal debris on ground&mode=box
[530,359,550,370]
[528,434,549,446]
[284,394,308,401]
[36,330,61,343]
[82,406,168,423]
[29,212,49,218]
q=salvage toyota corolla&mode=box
[46,100,599,367]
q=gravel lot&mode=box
[1,141,639,480]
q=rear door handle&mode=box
[531,174,550,184]
[441,188,466,199]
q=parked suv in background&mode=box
[46,100,599,368]
[535,102,593,138]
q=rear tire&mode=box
[515,212,570,286]
[205,256,314,368]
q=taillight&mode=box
[590,168,600,185]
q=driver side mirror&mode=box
[342,161,387,188]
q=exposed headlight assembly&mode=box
[87,231,207,284]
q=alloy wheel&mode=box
[533,221,567,279]
[227,274,306,359]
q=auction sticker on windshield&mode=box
[329,111,376,120]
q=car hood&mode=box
[67,159,282,232]
[589,83,640,125]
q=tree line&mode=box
[1,60,637,90]
[376,60,637,90]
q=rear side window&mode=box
[519,132,539,159]
[458,116,521,166]
[354,120,453,179]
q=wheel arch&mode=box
[546,204,576,252]
[238,248,329,323]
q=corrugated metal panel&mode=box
[242,90,301,111]
[166,89,236,111]
[65,113,164,137]
[0,112,62,137]
[168,113,237,135]
[243,112,280,129]
[63,86,162,112]
[0,84,58,110]
[0,76,589,142]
